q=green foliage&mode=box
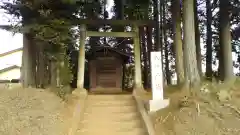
[59,55,74,86]
[120,0,150,19]
[33,19,75,47]
[124,64,135,89]
[51,85,72,100]
[0,0,81,89]
[1,0,79,42]
[1,0,239,89]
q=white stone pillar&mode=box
[149,52,169,112]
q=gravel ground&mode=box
[0,87,68,135]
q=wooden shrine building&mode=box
[86,47,130,92]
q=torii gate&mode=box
[75,19,155,91]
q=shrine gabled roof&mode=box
[86,46,131,60]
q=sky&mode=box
[0,7,23,54]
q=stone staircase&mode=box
[76,94,148,135]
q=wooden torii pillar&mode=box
[133,25,143,89]
[77,24,86,89]
[76,19,155,91]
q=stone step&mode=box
[87,94,133,101]
[86,99,135,106]
[84,104,138,113]
[76,94,147,135]
[76,127,147,135]
[82,112,140,122]
[78,119,143,131]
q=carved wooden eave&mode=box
[86,46,131,62]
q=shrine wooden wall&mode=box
[88,52,124,91]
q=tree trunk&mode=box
[21,33,36,88]
[183,0,201,91]
[21,34,27,87]
[194,0,202,77]
[50,60,57,87]
[35,45,40,87]
[153,0,162,51]
[219,0,234,82]
[205,0,213,80]
[37,44,45,88]
[88,4,100,51]
[160,1,167,84]
[146,26,152,88]
[31,44,37,87]
[114,0,125,51]
[44,59,51,87]
[141,27,149,89]
[171,0,185,84]
[122,64,126,89]
[56,62,61,87]
[162,2,171,84]
[35,43,45,88]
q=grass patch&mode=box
[50,86,73,100]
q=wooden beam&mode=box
[74,19,156,26]
[86,31,136,37]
